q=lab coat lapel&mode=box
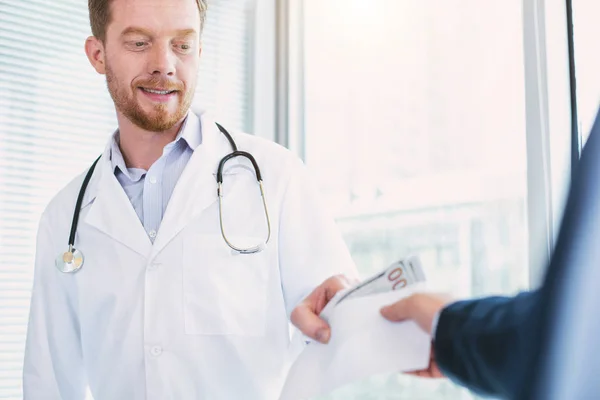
[149,116,234,259]
[84,145,153,258]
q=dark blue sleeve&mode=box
[433,290,543,399]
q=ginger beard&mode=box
[105,62,195,132]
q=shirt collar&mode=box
[178,110,202,151]
[110,136,140,182]
[109,111,202,179]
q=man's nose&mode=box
[147,42,176,77]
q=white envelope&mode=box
[279,283,431,400]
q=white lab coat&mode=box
[23,112,358,400]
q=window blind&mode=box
[0,0,253,398]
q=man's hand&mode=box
[291,275,355,344]
[380,293,452,378]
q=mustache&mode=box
[135,76,184,91]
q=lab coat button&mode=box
[148,263,160,271]
[150,346,162,356]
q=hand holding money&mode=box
[280,258,432,400]
[290,274,355,344]
[318,256,426,323]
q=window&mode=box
[0,0,257,397]
[572,0,600,144]
[295,1,531,398]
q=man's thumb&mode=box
[380,297,413,322]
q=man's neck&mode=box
[116,112,186,170]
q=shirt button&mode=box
[150,346,163,357]
[148,230,157,239]
[149,176,157,184]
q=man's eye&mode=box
[180,44,191,50]
[135,42,146,47]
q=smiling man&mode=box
[22,1,357,399]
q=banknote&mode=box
[319,256,425,323]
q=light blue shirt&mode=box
[110,112,202,242]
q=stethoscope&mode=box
[55,123,272,273]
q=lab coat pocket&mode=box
[183,234,269,336]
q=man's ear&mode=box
[85,36,106,75]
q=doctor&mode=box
[23,0,357,399]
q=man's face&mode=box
[102,0,201,132]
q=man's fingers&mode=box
[405,349,445,379]
[290,274,355,344]
[380,296,413,322]
[290,303,331,344]
[430,362,444,378]
[406,369,441,379]
[306,275,351,315]
[324,275,353,301]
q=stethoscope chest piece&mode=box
[55,246,84,273]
